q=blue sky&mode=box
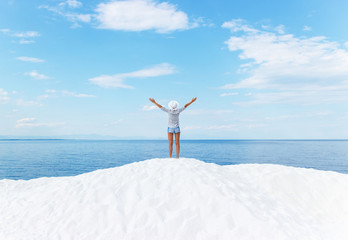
[1,0,348,139]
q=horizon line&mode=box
[1,138,348,141]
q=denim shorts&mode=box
[167,126,180,133]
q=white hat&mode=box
[168,100,179,110]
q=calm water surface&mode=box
[0,140,348,180]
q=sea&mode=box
[1,139,348,180]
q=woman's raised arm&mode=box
[184,97,197,108]
[149,98,163,108]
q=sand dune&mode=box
[1,158,348,240]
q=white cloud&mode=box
[61,90,96,98]
[1,29,40,44]
[0,89,10,104]
[74,14,91,22]
[344,42,348,49]
[59,0,82,8]
[220,92,239,97]
[12,31,40,38]
[222,20,348,90]
[192,17,213,28]
[222,19,259,33]
[1,29,40,45]
[95,0,192,33]
[42,0,197,32]
[142,105,157,111]
[17,56,45,63]
[221,19,348,105]
[16,99,43,107]
[303,25,312,31]
[39,89,96,99]
[39,4,91,28]
[274,24,285,34]
[16,118,65,128]
[89,76,133,89]
[19,39,35,44]
[261,25,270,30]
[89,63,176,88]
[64,13,92,26]
[25,70,50,80]
[37,94,51,100]
[46,89,57,93]
[17,118,36,123]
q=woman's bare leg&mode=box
[168,132,174,158]
[175,132,180,159]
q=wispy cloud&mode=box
[221,19,348,105]
[16,118,65,128]
[61,90,96,98]
[41,0,198,32]
[12,31,40,38]
[25,70,50,80]
[39,2,91,28]
[220,92,239,97]
[38,89,96,99]
[17,56,45,63]
[221,19,259,33]
[89,63,176,88]
[16,99,43,107]
[95,0,194,33]
[274,24,285,34]
[59,0,82,8]
[1,29,40,44]
[344,42,348,49]
[142,105,157,111]
[17,118,36,123]
[19,39,35,44]
[0,89,10,104]
[303,25,312,31]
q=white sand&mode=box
[1,158,348,240]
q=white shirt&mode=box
[160,106,186,128]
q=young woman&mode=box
[149,97,197,158]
